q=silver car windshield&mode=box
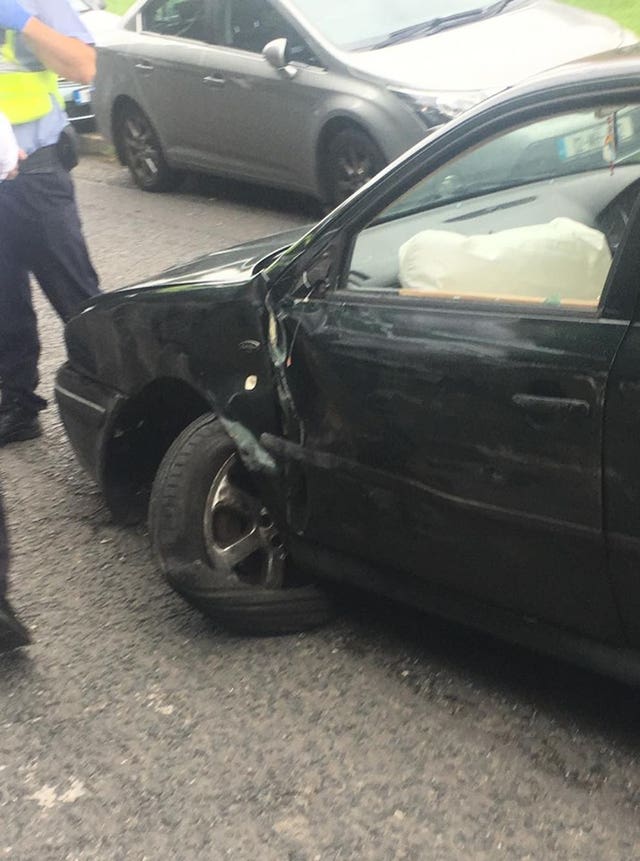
[292,0,510,50]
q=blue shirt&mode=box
[12,0,93,154]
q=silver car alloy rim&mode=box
[123,114,160,185]
[335,139,376,199]
[202,454,286,589]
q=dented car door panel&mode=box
[275,291,627,642]
[602,212,640,648]
[261,93,640,644]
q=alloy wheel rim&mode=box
[123,114,160,185]
[203,454,286,589]
[334,140,377,199]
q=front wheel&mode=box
[114,102,183,193]
[148,414,335,635]
[323,127,386,208]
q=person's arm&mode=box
[22,17,96,85]
[0,0,96,84]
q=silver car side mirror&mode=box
[263,39,298,80]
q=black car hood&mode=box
[123,225,312,292]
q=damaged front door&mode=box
[265,101,640,643]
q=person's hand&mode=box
[0,112,20,181]
[0,0,32,32]
[6,150,26,180]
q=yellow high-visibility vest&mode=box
[0,29,63,125]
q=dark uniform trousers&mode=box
[0,157,100,412]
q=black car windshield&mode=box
[377,106,640,224]
[291,0,517,50]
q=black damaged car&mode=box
[57,46,640,682]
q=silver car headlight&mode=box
[390,86,489,128]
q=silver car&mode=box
[94,0,637,205]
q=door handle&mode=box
[203,73,226,87]
[511,393,590,418]
[134,61,154,72]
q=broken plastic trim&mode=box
[264,289,306,446]
[219,416,277,475]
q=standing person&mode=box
[0,0,101,447]
[0,111,29,650]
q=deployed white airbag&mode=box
[398,217,612,304]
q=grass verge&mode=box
[563,0,639,33]
[106,0,134,15]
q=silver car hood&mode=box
[342,0,633,94]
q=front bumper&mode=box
[55,362,124,484]
[58,80,95,125]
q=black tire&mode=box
[148,414,334,635]
[323,126,386,208]
[114,102,183,193]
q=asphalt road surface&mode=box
[2,156,640,861]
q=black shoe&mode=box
[0,599,31,652]
[0,403,42,447]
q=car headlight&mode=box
[390,86,489,128]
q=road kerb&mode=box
[78,132,115,159]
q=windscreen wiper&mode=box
[373,9,486,49]
[373,0,523,49]
[483,0,521,15]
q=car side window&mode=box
[224,0,319,65]
[346,105,640,310]
[142,0,210,41]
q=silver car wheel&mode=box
[203,454,286,589]
[122,113,161,186]
[325,126,386,206]
[116,103,182,193]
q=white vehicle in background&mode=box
[58,0,121,128]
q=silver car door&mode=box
[196,0,331,192]
[131,0,215,163]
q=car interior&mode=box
[143,0,210,40]
[222,0,317,62]
[346,106,640,310]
